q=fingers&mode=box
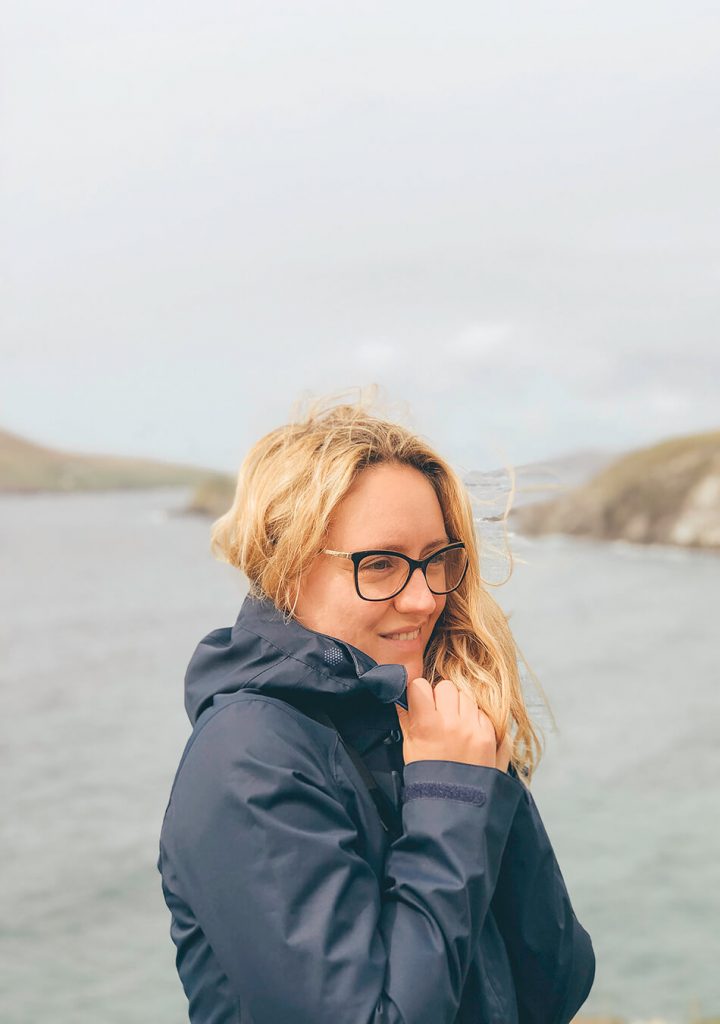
[396,677,434,734]
[457,688,478,715]
[400,677,509,758]
[407,676,436,712]
[398,675,512,771]
[433,678,460,718]
[495,731,514,773]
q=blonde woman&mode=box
[158,395,595,1023]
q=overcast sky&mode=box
[1,1,718,475]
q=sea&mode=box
[1,487,718,1023]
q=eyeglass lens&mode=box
[356,547,466,600]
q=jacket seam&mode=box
[329,729,341,788]
[332,739,381,824]
[169,694,338,800]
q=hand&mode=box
[395,677,498,768]
[495,729,513,774]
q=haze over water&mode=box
[1,488,718,1022]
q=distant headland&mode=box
[0,427,213,493]
[185,429,720,552]
[509,429,720,551]
[4,425,718,552]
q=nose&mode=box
[393,566,438,614]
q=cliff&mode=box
[510,430,720,550]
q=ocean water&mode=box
[1,488,718,1023]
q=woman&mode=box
[158,396,595,1023]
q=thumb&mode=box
[394,702,408,733]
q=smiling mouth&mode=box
[380,628,421,641]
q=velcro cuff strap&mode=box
[402,781,487,806]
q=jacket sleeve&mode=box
[164,697,524,1024]
[490,766,596,1024]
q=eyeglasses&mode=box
[321,541,468,602]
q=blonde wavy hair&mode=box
[211,390,546,783]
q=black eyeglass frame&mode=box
[321,541,469,602]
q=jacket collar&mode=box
[184,593,408,733]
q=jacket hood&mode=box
[184,593,408,726]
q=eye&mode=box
[363,558,394,572]
[358,554,406,576]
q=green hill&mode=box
[0,427,214,493]
[510,429,720,550]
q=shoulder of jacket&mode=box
[176,693,340,784]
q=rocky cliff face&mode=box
[509,431,720,550]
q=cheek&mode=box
[359,609,389,639]
[330,602,387,652]
[295,569,349,636]
[344,600,383,635]
[314,583,379,645]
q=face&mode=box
[293,462,450,683]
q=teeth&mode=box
[385,629,420,641]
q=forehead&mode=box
[329,463,447,547]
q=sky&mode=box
[1,1,718,475]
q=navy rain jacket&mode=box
[159,594,595,1024]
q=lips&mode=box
[380,626,422,641]
[380,622,426,638]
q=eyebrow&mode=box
[368,537,450,556]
